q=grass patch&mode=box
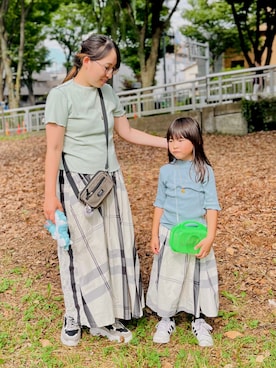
[1,277,276,368]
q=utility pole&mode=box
[162,33,167,88]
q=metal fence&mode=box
[1,65,275,135]
[0,104,45,135]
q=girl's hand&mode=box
[150,235,160,254]
[195,237,213,259]
[196,210,218,258]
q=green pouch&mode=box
[169,221,207,254]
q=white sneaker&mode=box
[60,316,81,347]
[90,320,132,343]
[192,318,213,347]
[153,318,175,344]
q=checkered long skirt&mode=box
[57,169,144,329]
[146,225,219,318]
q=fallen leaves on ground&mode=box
[0,130,275,332]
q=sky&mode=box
[170,0,188,30]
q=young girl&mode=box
[146,117,221,347]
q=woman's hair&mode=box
[63,34,121,83]
[166,117,211,182]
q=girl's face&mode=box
[168,136,194,161]
[76,48,117,88]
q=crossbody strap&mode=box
[98,88,109,170]
[62,153,79,198]
[62,88,109,197]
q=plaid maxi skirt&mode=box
[57,169,145,329]
[146,225,219,318]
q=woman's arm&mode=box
[150,207,164,254]
[44,123,65,223]
[114,115,167,148]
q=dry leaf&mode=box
[226,247,235,256]
[256,351,270,363]
[162,363,173,368]
[224,331,243,339]
[40,339,52,347]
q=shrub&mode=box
[241,97,276,132]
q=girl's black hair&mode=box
[63,34,121,82]
[166,117,211,182]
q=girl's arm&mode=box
[150,207,164,254]
[114,115,167,148]
[44,123,65,223]
[195,209,218,259]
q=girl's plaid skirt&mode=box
[146,224,219,318]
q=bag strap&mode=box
[62,88,109,198]
[62,153,79,198]
[98,88,109,170]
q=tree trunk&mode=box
[0,0,17,109]
[15,0,26,107]
[140,29,162,88]
[0,62,4,102]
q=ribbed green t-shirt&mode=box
[44,80,125,174]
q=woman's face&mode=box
[168,136,194,161]
[77,48,118,87]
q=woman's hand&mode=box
[114,115,167,148]
[150,235,160,254]
[44,195,63,223]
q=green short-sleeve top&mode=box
[44,80,125,174]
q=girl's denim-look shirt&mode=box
[154,159,221,229]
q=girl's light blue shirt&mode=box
[154,159,221,229]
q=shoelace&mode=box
[157,320,174,334]
[66,317,79,331]
[194,319,212,335]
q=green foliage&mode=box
[181,0,276,70]
[0,0,61,106]
[241,97,276,132]
[181,0,240,69]
[225,0,276,66]
[47,2,93,72]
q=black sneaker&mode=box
[60,316,81,347]
[90,320,132,343]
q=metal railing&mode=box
[117,65,275,118]
[1,65,275,135]
[0,104,45,135]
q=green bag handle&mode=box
[169,221,207,254]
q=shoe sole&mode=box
[198,340,214,347]
[90,327,132,343]
[153,337,170,344]
[60,331,81,347]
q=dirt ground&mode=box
[0,130,275,331]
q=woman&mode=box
[44,34,167,346]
